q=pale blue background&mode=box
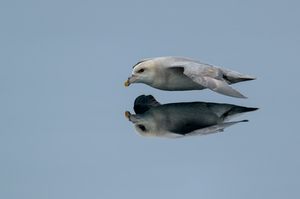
[1,0,299,198]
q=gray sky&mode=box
[1,0,300,198]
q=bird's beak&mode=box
[124,75,138,87]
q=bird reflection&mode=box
[125,95,258,138]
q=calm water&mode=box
[1,1,299,199]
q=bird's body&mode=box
[125,56,255,98]
[125,95,258,138]
[150,66,205,91]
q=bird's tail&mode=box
[220,68,256,84]
[221,106,258,121]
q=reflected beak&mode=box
[125,111,131,119]
[124,75,138,87]
[124,111,140,123]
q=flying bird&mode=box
[124,56,255,98]
[125,95,258,138]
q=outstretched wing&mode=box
[164,57,247,98]
[187,75,247,98]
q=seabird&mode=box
[125,56,255,98]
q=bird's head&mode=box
[125,111,157,137]
[124,59,156,87]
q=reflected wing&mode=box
[183,120,248,137]
[134,95,160,114]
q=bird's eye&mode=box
[138,124,146,131]
[137,68,144,73]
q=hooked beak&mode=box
[124,75,138,87]
[124,111,140,123]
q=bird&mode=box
[125,95,258,138]
[124,56,255,98]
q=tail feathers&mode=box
[221,68,256,84]
[134,95,160,114]
[228,76,256,84]
[221,106,258,121]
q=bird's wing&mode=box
[183,120,248,137]
[165,58,246,98]
[189,75,247,98]
[134,95,161,114]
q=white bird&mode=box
[125,56,255,98]
[125,95,258,138]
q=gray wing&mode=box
[183,120,248,137]
[185,73,247,98]
[163,57,247,98]
[134,95,160,114]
